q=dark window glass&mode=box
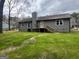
[56,20,63,25]
[57,20,59,25]
[60,20,62,25]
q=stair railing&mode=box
[45,25,54,32]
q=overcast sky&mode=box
[3,0,79,17]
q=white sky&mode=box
[3,0,79,17]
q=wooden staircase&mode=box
[46,25,54,32]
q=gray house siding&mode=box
[70,17,76,28]
[18,13,71,32]
[19,18,70,32]
[19,22,32,31]
[37,18,70,32]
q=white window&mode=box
[56,20,63,25]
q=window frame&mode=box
[56,20,63,25]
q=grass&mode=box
[0,32,79,59]
[0,32,39,50]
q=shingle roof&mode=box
[19,14,71,22]
[19,18,32,22]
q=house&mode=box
[18,12,71,32]
[3,16,20,30]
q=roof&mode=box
[19,18,32,22]
[19,14,71,22]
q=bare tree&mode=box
[6,0,18,30]
[16,0,31,17]
[0,0,5,33]
[6,0,29,30]
[14,0,28,29]
[5,0,32,30]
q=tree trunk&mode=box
[0,17,2,33]
[8,11,10,30]
[0,0,5,33]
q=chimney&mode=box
[32,12,37,30]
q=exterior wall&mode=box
[77,19,79,26]
[19,18,70,32]
[70,17,79,27]
[19,22,32,31]
[38,18,70,32]
[39,21,45,28]
[19,23,27,31]
[70,17,76,27]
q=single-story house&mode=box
[18,12,72,32]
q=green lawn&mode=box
[0,32,79,59]
[0,32,39,50]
